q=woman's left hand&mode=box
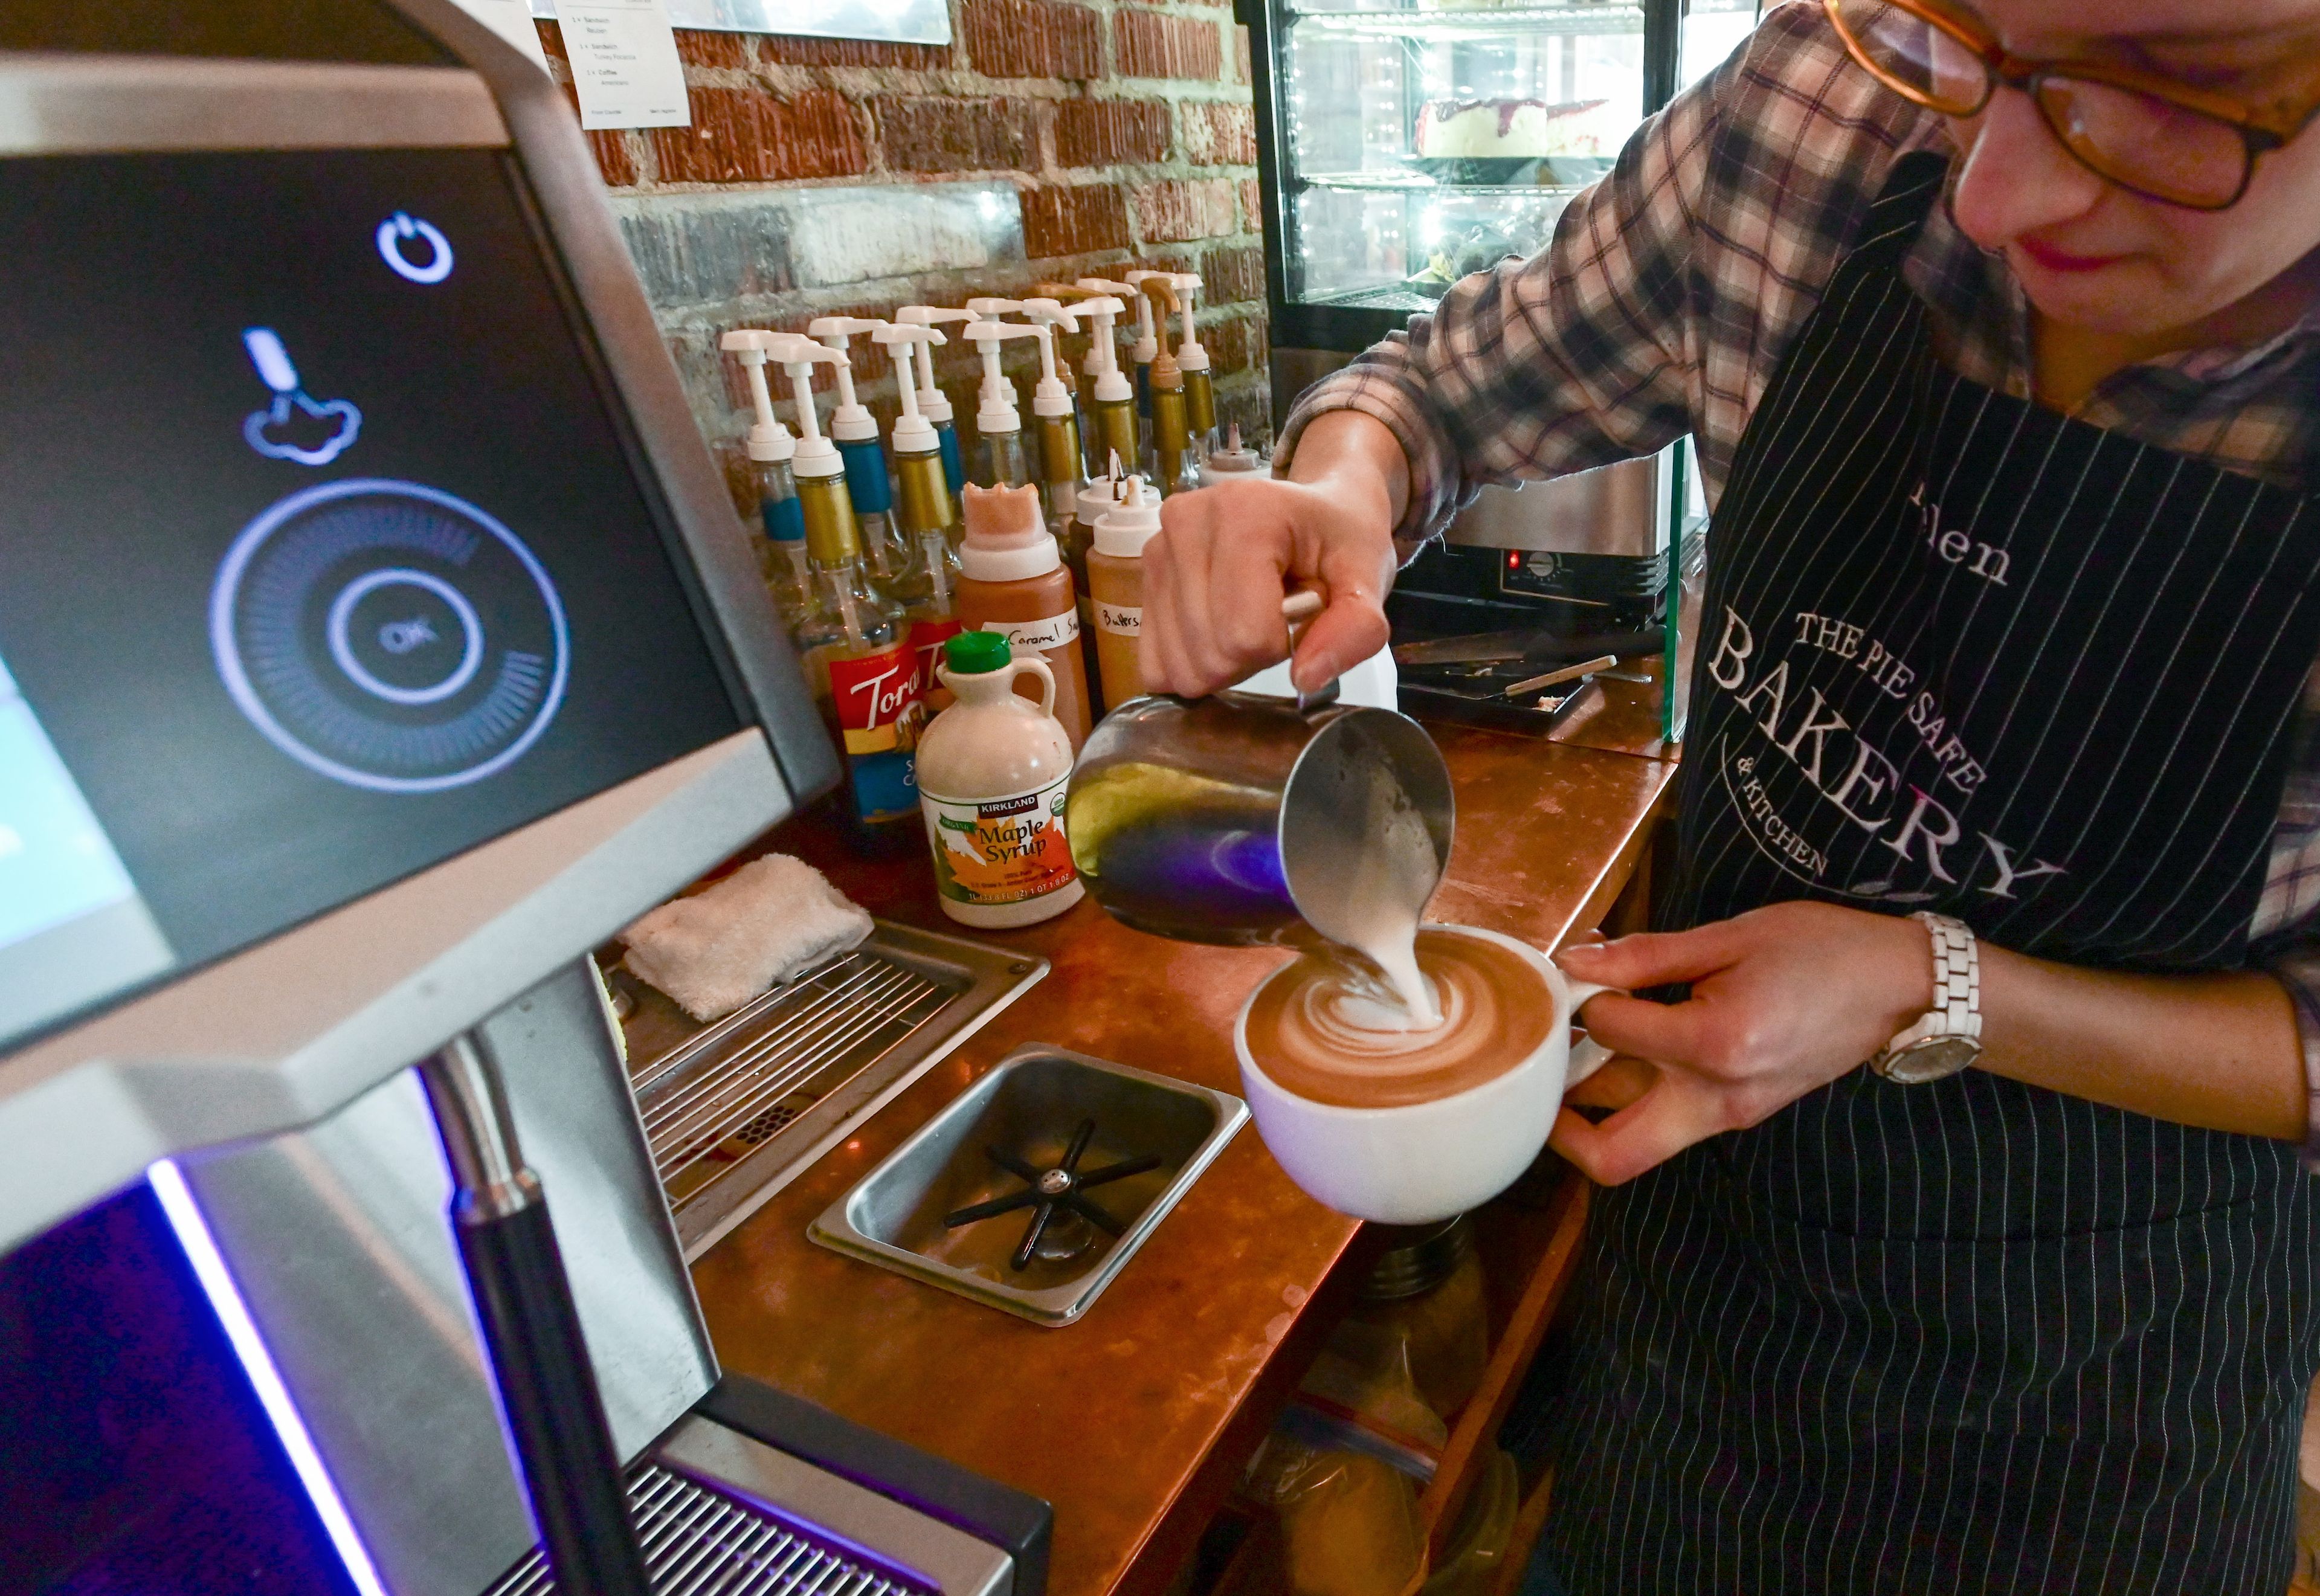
[1549,901,1936,1185]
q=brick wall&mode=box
[535,6,1270,524]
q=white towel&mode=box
[620,854,874,1022]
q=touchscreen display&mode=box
[0,150,743,1051]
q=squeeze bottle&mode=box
[810,316,907,590]
[772,334,920,828]
[1087,475,1161,710]
[956,481,1094,752]
[872,323,965,713]
[895,304,976,496]
[719,329,811,630]
[1198,422,1267,487]
[914,629,1083,928]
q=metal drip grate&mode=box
[621,923,1048,1259]
[485,1463,932,1596]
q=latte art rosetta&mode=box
[1245,929,1555,1109]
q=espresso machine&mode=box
[0,10,1046,1595]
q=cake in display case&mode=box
[1243,0,1761,350]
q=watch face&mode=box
[1883,1036,1980,1086]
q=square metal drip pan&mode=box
[619,921,1046,1261]
[810,1046,1247,1326]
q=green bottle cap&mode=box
[946,629,1012,674]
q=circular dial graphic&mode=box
[210,479,569,793]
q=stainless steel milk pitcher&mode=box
[1064,691,1455,947]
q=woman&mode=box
[1145,1,2320,1588]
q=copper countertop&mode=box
[688,722,1676,1596]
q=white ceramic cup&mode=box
[1233,923,1616,1224]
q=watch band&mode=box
[1918,911,1982,1043]
[1868,912,1982,1082]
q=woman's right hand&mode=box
[1139,410,1407,698]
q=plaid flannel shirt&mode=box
[1278,0,2320,1149]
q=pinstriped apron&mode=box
[1542,151,2320,1592]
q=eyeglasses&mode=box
[1824,0,2320,211]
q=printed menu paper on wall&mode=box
[557,0,692,130]
[447,0,554,73]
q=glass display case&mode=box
[1245,0,1762,352]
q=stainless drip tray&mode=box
[619,922,1046,1260]
[810,1046,1247,1325]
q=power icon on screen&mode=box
[376,212,453,285]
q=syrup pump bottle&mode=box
[1121,269,1164,431]
[871,321,965,713]
[719,329,811,631]
[1165,272,1217,459]
[895,305,976,497]
[1138,277,1195,497]
[808,316,907,592]
[962,318,1047,492]
[1008,306,1089,531]
[1068,289,1139,485]
[770,333,921,830]
[1020,298,1090,495]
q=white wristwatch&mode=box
[1869,912,1983,1084]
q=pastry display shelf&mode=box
[1295,170,1594,198]
[1283,3,1645,39]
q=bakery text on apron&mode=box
[1542,151,2320,1594]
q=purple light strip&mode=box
[149,1159,393,1596]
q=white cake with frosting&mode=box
[1414,97,1622,161]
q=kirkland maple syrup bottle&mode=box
[914,629,1082,928]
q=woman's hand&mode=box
[1139,410,1405,698]
[1549,902,1935,1185]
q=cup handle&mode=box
[1011,656,1059,718]
[1563,977,1624,1088]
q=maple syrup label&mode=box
[906,616,964,703]
[825,643,920,756]
[920,777,1075,907]
[1097,602,1142,637]
[978,610,1080,655]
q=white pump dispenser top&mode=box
[1120,270,1162,362]
[719,330,796,463]
[870,323,946,454]
[965,297,1025,322]
[963,321,1061,432]
[765,332,849,480]
[1165,273,1208,372]
[807,316,886,442]
[1011,304,1080,419]
[1067,286,1134,404]
[895,306,974,425]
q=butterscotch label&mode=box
[1098,603,1142,636]
[921,777,1076,906]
